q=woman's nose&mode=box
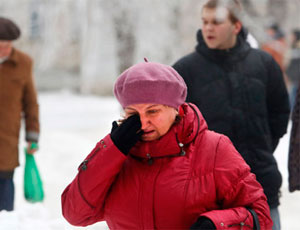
[140,115,150,129]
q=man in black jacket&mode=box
[173,1,290,229]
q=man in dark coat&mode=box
[286,29,300,108]
[288,82,300,192]
[173,1,290,229]
[0,17,40,211]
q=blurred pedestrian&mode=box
[288,81,300,192]
[286,29,300,109]
[261,23,288,73]
[61,61,272,229]
[173,1,290,229]
[0,17,40,211]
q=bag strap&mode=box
[247,208,260,230]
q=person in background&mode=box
[288,81,300,193]
[286,29,300,109]
[61,61,272,229]
[261,23,288,73]
[172,1,290,229]
[0,17,40,211]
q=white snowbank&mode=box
[0,91,299,229]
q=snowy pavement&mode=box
[0,91,299,229]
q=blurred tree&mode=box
[155,0,183,64]
[105,0,138,74]
[267,0,287,27]
[240,0,258,17]
[0,0,298,94]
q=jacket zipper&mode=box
[78,146,100,171]
[77,146,101,209]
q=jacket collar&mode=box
[3,48,19,66]
[129,103,207,160]
[195,27,251,63]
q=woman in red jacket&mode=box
[61,61,273,229]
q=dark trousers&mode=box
[0,177,14,211]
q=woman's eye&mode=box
[147,110,158,115]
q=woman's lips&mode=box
[142,130,154,136]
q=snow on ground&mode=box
[0,91,299,229]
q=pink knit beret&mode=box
[114,61,187,109]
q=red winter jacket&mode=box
[61,103,272,229]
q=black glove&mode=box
[110,114,143,155]
[190,217,216,230]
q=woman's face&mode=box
[124,103,178,141]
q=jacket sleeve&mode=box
[22,57,40,142]
[265,56,290,149]
[200,136,273,230]
[61,134,127,226]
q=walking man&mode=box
[0,17,40,211]
[173,1,290,229]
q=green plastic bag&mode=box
[24,144,44,203]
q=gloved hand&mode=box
[110,114,143,155]
[190,217,216,230]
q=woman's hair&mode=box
[203,0,242,23]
